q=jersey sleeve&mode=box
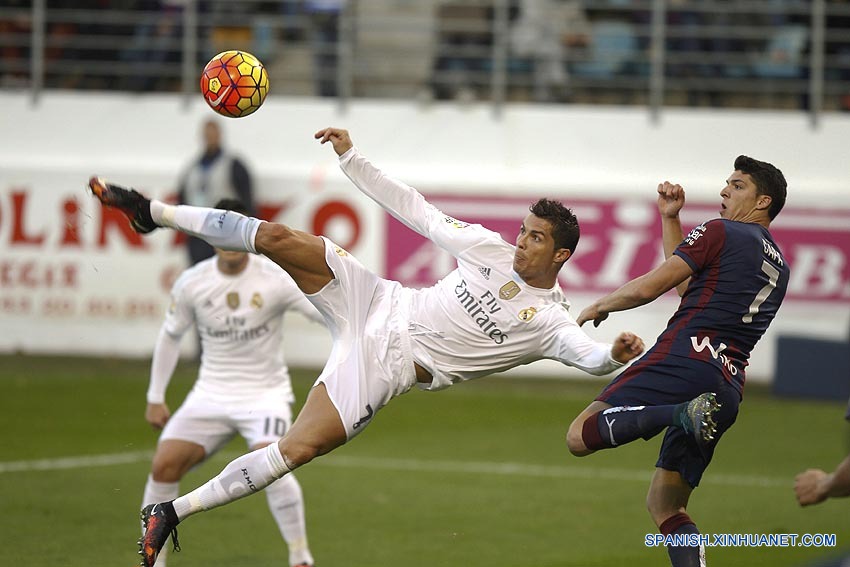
[542,310,625,376]
[147,328,181,404]
[256,259,326,325]
[278,272,326,325]
[147,273,195,404]
[162,271,195,338]
[673,219,726,273]
[339,147,501,259]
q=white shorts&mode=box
[159,388,293,454]
[306,237,417,440]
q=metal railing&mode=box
[2,0,849,126]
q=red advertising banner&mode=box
[386,195,850,305]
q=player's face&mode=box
[720,171,764,221]
[514,214,559,284]
[203,121,221,151]
[215,249,248,274]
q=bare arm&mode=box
[576,255,694,327]
[657,182,690,296]
[795,453,850,506]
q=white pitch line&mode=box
[0,450,789,488]
[319,455,790,488]
[0,450,154,473]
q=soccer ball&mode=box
[200,50,269,118]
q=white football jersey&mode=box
[340,149,623,391]
[164,255,324,402]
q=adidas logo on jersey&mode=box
[478,267,491,280]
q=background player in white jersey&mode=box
[89,127,646,567]
[141,199,325,567]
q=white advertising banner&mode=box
[0,167,380,367]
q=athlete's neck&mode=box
[217,254,249,275]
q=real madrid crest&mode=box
[499,281,520,300]
[518,307,537,322]
[226,292,240,310]
[334,246,348,257]
[250,292,263,309]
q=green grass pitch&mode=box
[1,354,847,566]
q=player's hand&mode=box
[577,303,608,327]
[145,403,171,430]
[657,181,686,219]
[794,468,831,506]
[611,332,644,363]
[315,127,353,156]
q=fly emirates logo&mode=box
[454,279,508,344]
[690,336,738,376]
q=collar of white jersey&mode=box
[215,254,254,278]
[509,269,571,309]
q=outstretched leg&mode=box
[88,177,333,295]
[139,384,346,567]
[566,393,720,456]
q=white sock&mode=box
[172,443,290,521]
[141,475,180,567]
[265,475,315,567]
[149,200,262,253]
[149,200,171,226]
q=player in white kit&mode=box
[89,128,645,567]
[141,199,324,567]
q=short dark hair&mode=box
[734,155,787,220]
[529,198,580,253]
[214,198,249,216]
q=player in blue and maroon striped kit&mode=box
[566,156,789,567]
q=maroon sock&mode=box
[660,513,695,536]
[580,411,610,450]
[660,513,702,567]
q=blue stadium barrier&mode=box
[772,336,850,401]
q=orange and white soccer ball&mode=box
[200,50,269,118]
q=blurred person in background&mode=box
[567,157,789,567]
[432,2,493,101]
[0,0,31,88]
[305,0,346,97]
[141,198,324,567]
[177,119,255,265]
[827,0,850,111]
[510,0,589,102]
[119,0,184,91]
[90,126,645,567]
